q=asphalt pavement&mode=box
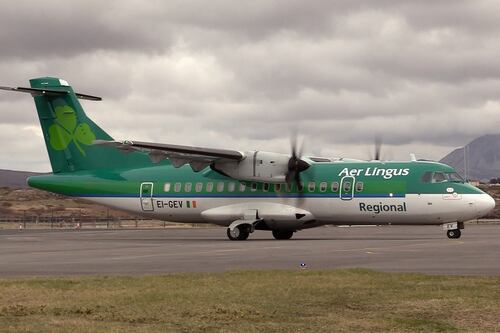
[0,225,498,277]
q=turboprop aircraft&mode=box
[0,77,495,240]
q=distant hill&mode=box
[440,134,500,181]
[0,169,44,188]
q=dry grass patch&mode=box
[1,269,499,332]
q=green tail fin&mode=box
[30,77,151,173]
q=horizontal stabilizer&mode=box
[0,86,102,101]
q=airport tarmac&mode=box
[0,225,499,277]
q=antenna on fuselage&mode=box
[409,153,417,161]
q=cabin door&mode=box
[140,182,154,211]
[340,176,355,200]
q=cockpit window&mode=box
[422,171,465,184]
[432,172,446,183]
[447,172,464,182]
[421,172,432,183]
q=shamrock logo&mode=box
[48,105,96,156]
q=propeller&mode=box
[285,135,309,193]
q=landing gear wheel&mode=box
[272,230,294,240]
[447,229,461,239]
[227,225,250,241]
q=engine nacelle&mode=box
[212,151,291,183]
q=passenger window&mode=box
[217,182,225,192]
[263,183,270,192]
[355,181,364,192]
[343,181,351,191]
[195,182,203,192]
[174,182,182,192]
[320,182,327,192]
[184,183,192,192]
[239,183,246,192]
[251,183,257,192]
[163,183,171,192]
[228,182,235,192]
[308,182,316,192]
[206,182,213,192]
[297,182,304,192]
[421,172,432,183]
[331,182,339,192]
[433,172,446,183]
[274,183,282,192]
[285,183,292,192]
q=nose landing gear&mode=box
[443,222,464,239]
[446,229,461,239]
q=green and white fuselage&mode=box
[2,77,495,240]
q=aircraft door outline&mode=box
[140,182,154,211]
[340,176,355,200]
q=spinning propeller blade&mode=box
[285,134,309,195]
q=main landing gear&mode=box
[443,222,464,239]
[272,229,294,240]
[226,225,295,241]
[227,225,250,241]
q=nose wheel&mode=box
[443,222,463,239]
[446,229,461,239]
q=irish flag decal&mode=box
[186,200,197,208]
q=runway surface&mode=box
[1,225,499,277]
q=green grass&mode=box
[1,269,499,332]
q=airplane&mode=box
[0,77,495,240]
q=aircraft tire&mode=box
[272,230,294,240]
[227,226,250,241]
[446,229,461,239]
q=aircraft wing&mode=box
[94,140,244,172]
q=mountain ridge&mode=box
[0,169,44,188]
[440,134,500,181]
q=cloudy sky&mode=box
[1,0,500,172]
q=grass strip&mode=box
[1,269,499,332]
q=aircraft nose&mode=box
[476,193,496,217]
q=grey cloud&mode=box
[0,2,174,60]
[1,1,500,172]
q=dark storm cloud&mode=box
[1,0,500,171]
[0,2,173,60]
